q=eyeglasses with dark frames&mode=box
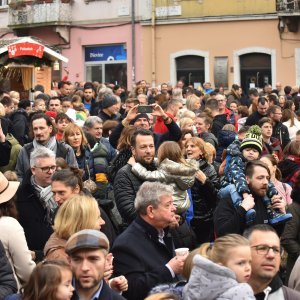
[34,165,57,173]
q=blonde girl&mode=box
[183,234,255,300]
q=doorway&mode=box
[175,55,205,87]
[240,53,271,94]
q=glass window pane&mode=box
[86,65,102,82]
[104,63,127,87]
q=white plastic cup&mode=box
[175,247,189,256]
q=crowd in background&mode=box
[1,79,300,299]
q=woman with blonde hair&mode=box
[185,137,219,244]
[179,117,194,131]
[44,194,105,262]
[186,94,201,113]
[63,123,94,182]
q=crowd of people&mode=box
[1,79,300,299]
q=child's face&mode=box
[56,269,74,300]
[57,119,70,133]
[242,148,260,161]
[35,100,46,112]
[224,246,252,283]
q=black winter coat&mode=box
[16,172,53,261]
[214,193,284,237]
[0,240,17,299]
[113,164,144,224]
[10,109,29,146]
[215,129,236,163]
[190,159,219,221]
[112,216,177,300]
[272,121,290,150]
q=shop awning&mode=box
[0,36,68,63]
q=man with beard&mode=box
[244,225,300,299]
[214,160,286,237]
[113,129,156,226]
[66,230,125,300]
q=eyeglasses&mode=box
[251,245,282,256]
[273,112,282,115]
[34,165,57,173]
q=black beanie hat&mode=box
[130,113,149,125]
[102,94,118,109]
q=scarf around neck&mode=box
[33,136,57,153]
[31,175,57,224]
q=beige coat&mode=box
[0,216,35,289]
[131,158,198,214]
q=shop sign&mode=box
[85,44,127,62]
[8,42,44,58]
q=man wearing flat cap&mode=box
[66,229,126,300]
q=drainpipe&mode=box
[151,0,156,87]
[131,0,136,84]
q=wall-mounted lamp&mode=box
[53,60,60,71]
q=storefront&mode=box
[0,36,68,97]
[84,44,127,87]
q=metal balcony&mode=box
[8,0,72,28]
[276,0,300,15]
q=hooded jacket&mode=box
[183,255,255,300]
[278,155,300,186]
[215,130,237,163]
[131,158,198,214]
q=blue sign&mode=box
[85,44,127,62]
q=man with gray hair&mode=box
[17,147,57,261]
[112,181,187,300]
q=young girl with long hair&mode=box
[6,260,74,300]
[183,234,255,300]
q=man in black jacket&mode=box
[109,103,181,150]
[113,129,155,225]
[267,105,290,150]
[245,97,269,126]
[17,147,57,261]
[214,160,286,237]
[112,182,186,300]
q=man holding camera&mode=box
[109,103,181,149]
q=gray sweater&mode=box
[183,255,255,300]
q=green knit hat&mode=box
[240,125,263,154]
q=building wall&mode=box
[61,23,142,88]
[155,0,276,19]
[140,18,299,89]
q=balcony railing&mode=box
[8,0,72,27]
[277,0,300,13]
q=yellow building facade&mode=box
[139,0,300,92]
